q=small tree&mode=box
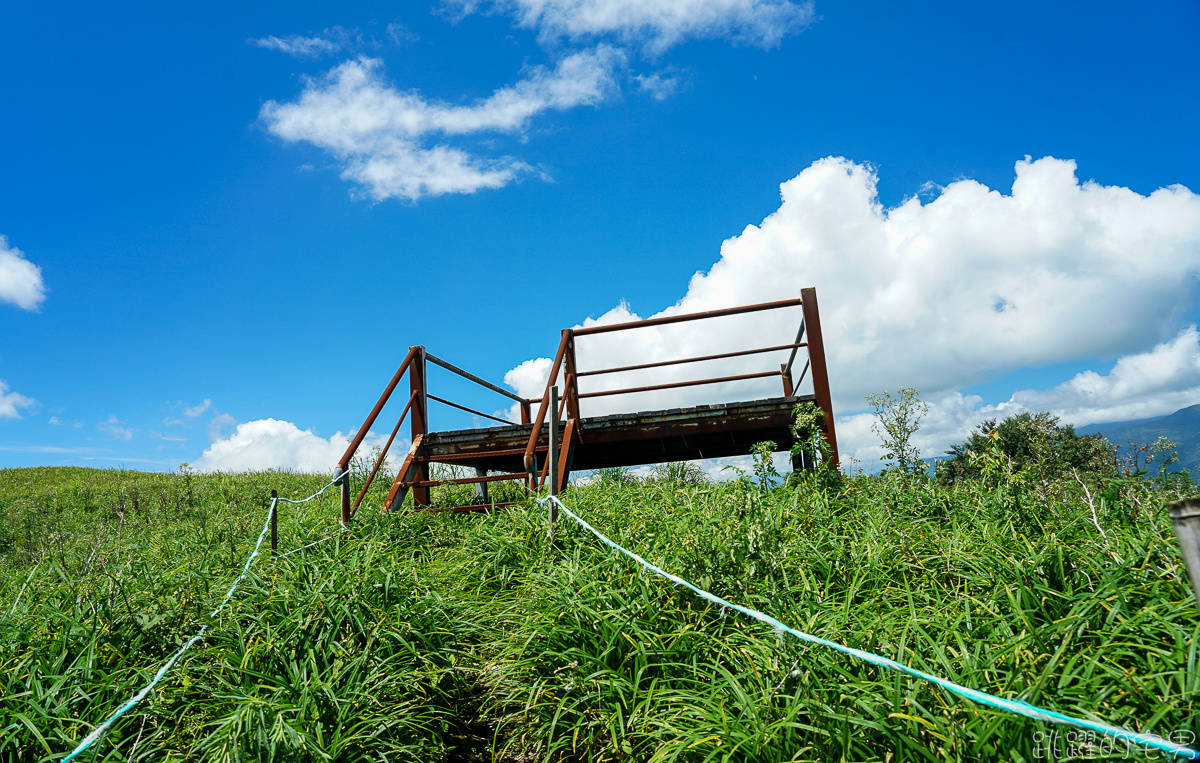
[866,387,929,475]
[939,411,1114,485]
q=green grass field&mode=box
[0,460,1196,762]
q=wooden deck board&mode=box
[422,395,812,473]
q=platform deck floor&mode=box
[420,395,812,473]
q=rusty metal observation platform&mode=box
[333,289,838,520]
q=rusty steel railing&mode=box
[336,346,533,524]
[522,288,838,483]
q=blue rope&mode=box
[61,472,343,761]
[544,496,1199,760]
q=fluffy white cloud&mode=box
[195,418,401,474]
[0,235,47,311]
[451,0,814,52]
[1010,326,1200,426]
[690,156,1200,409]
[503,156,1200,466]
[0,380,36,419]
[261,46,623,201]
[840,327,1200,466]
[249,27,359,58]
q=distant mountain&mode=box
[1080,404,1200,477]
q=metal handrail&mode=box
[577,341,807,377]
[523,330,571,475]
[341,345,535,521]
[426,352,529,405]
[522,296,813,478]
[571,296,804,336]
[427,393,518,426]
[350,390,417,518]
[577,370,781,399]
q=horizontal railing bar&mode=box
[426,352,528,404]
[418,444,547,462]
[427,394,517,426]
[572,297,804,336]
[409,473,527,488]
[577,342,807,378]
[577,370,781,399]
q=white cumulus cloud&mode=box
[261,46,623,201]
[450,0,814,53]
[195,418,401,474]
[502,156,1200,466]
[1007,326,1200,427]
[840,327,1200,467]
[0,235,47,311]
[0,380,36,419]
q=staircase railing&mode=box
[336,346,534,522]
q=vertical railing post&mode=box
[270,489,278,554]
[799,288,839,469]
[1168,498,1200,609]
[565,332,582,423]
[548,385,559,528]
[410,346,429,507]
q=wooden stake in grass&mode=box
[1168,497,1200,608]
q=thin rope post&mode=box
[548,385,559,529]
[270,490,278,554]
[336,466,349,526]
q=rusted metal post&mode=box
[799,288,839,469]
[548,385,559,527]
[270,489,278,554]
[780,363,794,396]
[523,332,570,476]
[1168,498,1200,609]
[410,346,430,507]
[337,346,419,524]
[565,332,582,423]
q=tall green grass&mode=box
[0,464,1195,761]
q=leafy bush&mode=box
[939,410,1115,485]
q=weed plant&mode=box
[0,460,1196,762]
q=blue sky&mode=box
[2,0,1200,472]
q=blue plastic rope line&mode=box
[61,496,281,762]
[275,472,345,505]
[544,496,1199,760]
[274,531,339,559]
